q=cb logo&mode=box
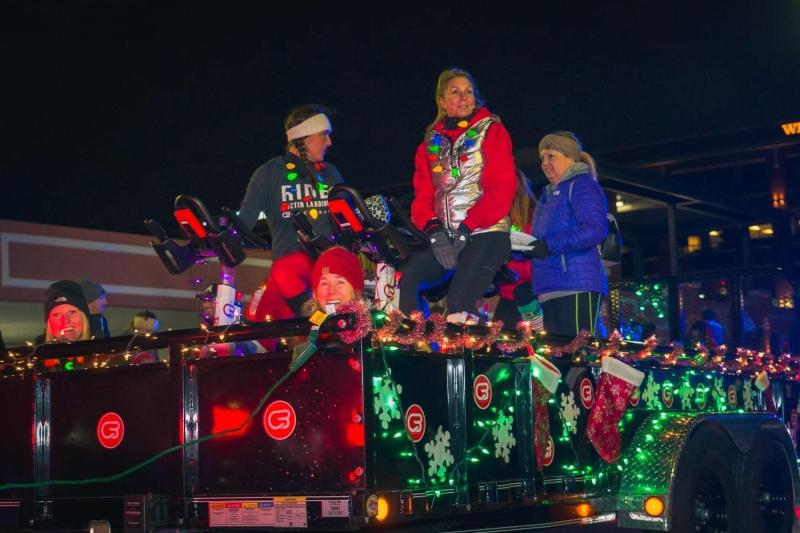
[405,404,426,442]
[473,374,492,409]
[96,412,125,449]
[263,400,297,440]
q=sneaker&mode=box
[446,311,480,326]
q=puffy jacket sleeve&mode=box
[462,122,517,231]
[546,175,608,254]
[410,140,438,231]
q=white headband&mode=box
[286,113,332,141]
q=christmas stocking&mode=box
[530,353,561,471]
[754,370,777,412]
[586,356,645,463]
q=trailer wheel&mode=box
[737,435,794,533]
[671,428,740,533]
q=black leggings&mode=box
[541,291,603,337]
[493,297,521,326]
[398,231,510,315]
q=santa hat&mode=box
[44,280,90,320]
[311,247,364,292]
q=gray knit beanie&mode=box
[538,131,583,161]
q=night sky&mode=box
[4,2,800,235]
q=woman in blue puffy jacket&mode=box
[527,131,608,337]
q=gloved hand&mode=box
[429,229,456,270]
[451,222,471,260]
[526,239,550,259]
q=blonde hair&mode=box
[45,313,90,342]
[580,151,598,180]
[509,168,537,230]
[427,67,485,133]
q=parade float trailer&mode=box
[1,313,798,533]
[1,190,798,532]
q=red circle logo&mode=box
[96,412,125,449]
[405,404,426,442]
[727,384,737,408]
[579,378,594,409]
[262,400,297,440]
[473,374,492,410]
[542,435,555,467]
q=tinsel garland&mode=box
[392,311,427,345]
[331,310,800,383]
[374,310,404,343]
[693,342,709,366]
[425,313,447,343]
[664,341,683,366]
[459,321,502,351]
[335,299,373,344]
[599,329,623,358]
[9,307,799,386]
[550,330,592,358]
[628,335,658,362]
[714,343,728,359]
[496,320,537,353]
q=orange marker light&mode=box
[376,497,389,521]
[644,496,665,517]
[575,502,592,518]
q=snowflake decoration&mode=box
[743,379,754,411]
[492,411,517,463]
[642,372,662,410]
[711,377,726,411]
[424,425,454,483]
[677,374,694,410]
[373,371,403,429]
[560,391,580,435]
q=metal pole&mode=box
[666,204,679,276]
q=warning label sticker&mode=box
[321,499,350,518]
[208,501,276,527]
[275,497,308,528]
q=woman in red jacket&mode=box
[398,67,517,324]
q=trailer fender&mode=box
[615,411,797,531]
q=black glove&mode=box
[429,229,456,270]
[528,239,550,259]
[451,222,471,260]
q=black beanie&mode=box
[44,280,90,321]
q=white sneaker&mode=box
[446,311,480,326]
